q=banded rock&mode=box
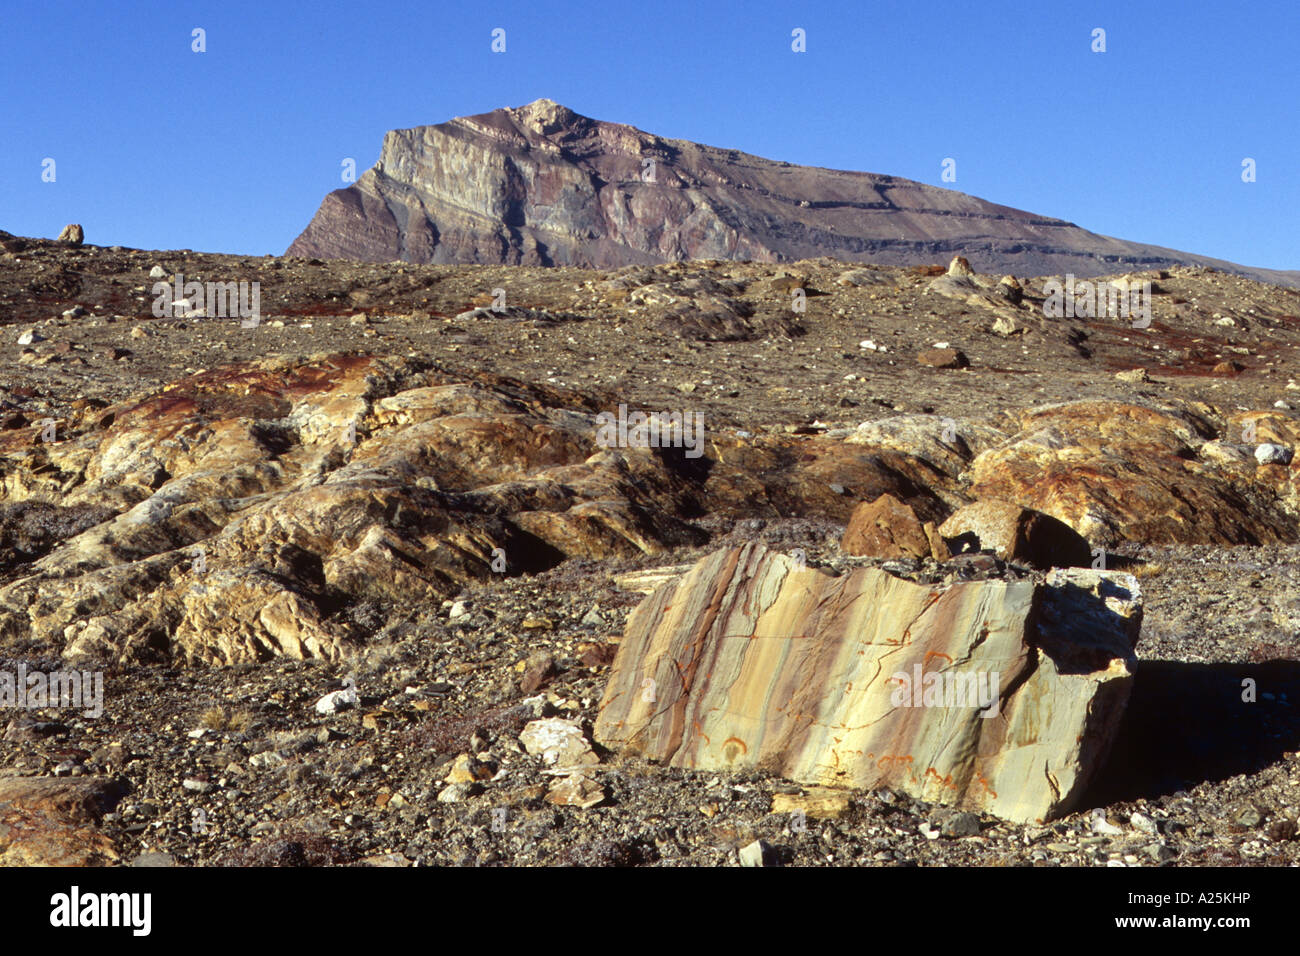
[595,543,1141,823]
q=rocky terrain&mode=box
[288,99,1300,289]
[0,229,1299,866]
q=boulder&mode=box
[841,494,934,559]
[595,543,1141,823]
[56,224,84,245]
[996,275,1023,304]
[939,499,1092,569]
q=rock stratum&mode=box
[288,99,1299,287]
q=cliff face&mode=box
[288,99,1297,284]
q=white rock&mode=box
[315,689,355,715]
[16,329,43,346]
[1129,811,1159,836]
[1255,443,1293,465]
[519,717,598,770]
[149,265,168,279]
[1091,809,1124,836]
[739,839,777,867]
[448,600,468,620]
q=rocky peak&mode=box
[287,102,1299,284]
[511,97,580,136]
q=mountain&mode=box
[287,99,1299,286]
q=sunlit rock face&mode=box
[287,100,1294,283]
[595,544,1142,823]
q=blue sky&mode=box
[3,0,1296,269]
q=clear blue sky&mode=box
[3,0,1296,269]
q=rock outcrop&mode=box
[2,343,1299,669]
[594,544,1142,823]
[287,100,1298,286]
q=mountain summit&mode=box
[288,99,1296,285]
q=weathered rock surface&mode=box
[595,543,1141,823]
[841,493,946,560]
[967,401,1300,546]
[56,224,83,245]
[0,353,714,663]
[287,100,1299,286]
[4,349,1300,669]
[0,776,125,866]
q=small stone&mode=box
[1214,360,1244,375]
[1091,809,1124,835]
[181,778,212,793]
[57,224,84,245]
[1145,844,1176,864]
[991,314,1022,336]
[545,773,605,809]
[129,326,150,340]
[946,256,974,277]
[1232,805,1264,828]
[16,329,43,346]
[349,312,369,325]
[1267,818,1297,842]
[1255,444,1293,465]
[149,265,168,279]
[436,782,481,803]
[519,718,598,770]
[1115,368,1151,383]
[917,348,969,369]
[444,753,494,784]
[519,651,557,694]
[996,275,1023,304]
[938,810,981,838]
[841,493,933,560]
[314,689,356,715]
[739,839,779,867]
[771,788,852,821]
[131,852,178,867]
[448,600,468,620]
[1129,811,1159,836]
